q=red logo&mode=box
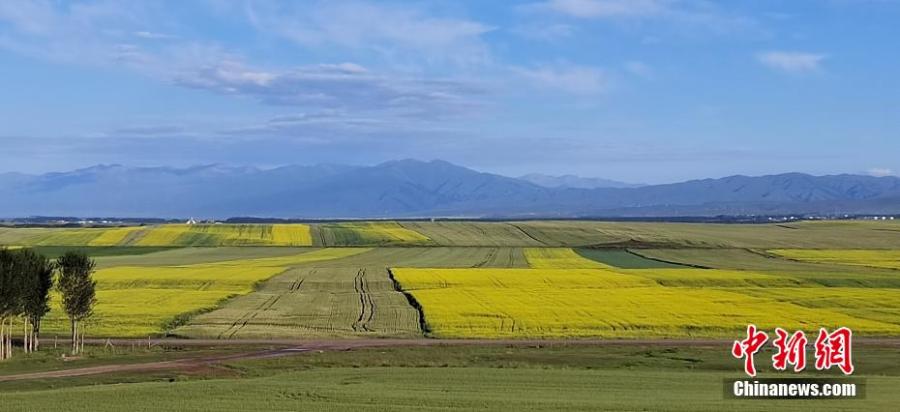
[814,327,854,375]
[732,324,769,377]
[733,326,854,377]
[772,328,808,372]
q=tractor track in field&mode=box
[218,294,283,339]
[4,337,900,382]
[351,269,376,332]
[508,223,548,246]
[474,248,497,268]
[217,270,310,339]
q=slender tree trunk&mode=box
[23,318,28,354]
[33,319,40,352]
[80,326,85,354]
[6,318,11,359]
[0,317,5,361]
[5,318,11,359]
[71,319,78,355]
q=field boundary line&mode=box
[387,268,430,337]
[624,249,709,269]
[508,223,549,246]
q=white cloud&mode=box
[867,168,896,177]
[0,1,489,127]
[757,51,826,73]
[133,31,175,40]
[537,0,667,18]
[245,1,494,66]
[0,1,160,65]
[514,64,611,94]
[521,0,760,37]
[174,59,484,117]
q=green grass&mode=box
[2,345,898,411]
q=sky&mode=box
[1,0,898,184]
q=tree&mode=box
[17,249,54,353]
[57,252,97,355]
[0,248,18,360]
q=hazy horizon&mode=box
[2,1,899,184]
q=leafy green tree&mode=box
[17,249,54,352]
[57,252,97,355]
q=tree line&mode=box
[0,249,97,359]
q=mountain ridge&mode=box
[1,160,898,219]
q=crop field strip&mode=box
[574,248,687,268]
[0,224,314,247]
[393,256,900,338]
[177,247,529,338]
[634,248,900,287]
[524,248,613,269]
[93,246,317,268]
[38,248,369,337]
[770,249,900,270]
[312,222,432,246]
[2,220,900,248]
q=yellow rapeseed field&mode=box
[134,225,191,246]
[88,226,145,246]
[40,248,369,337]
[132,224,314,246]
[271,224,313,245]
[341,222,431,243]
[524,248,612,269]
[393,267,900,338]
[771,249,900,270]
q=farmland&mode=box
[3,219,899,248]
[38,248,369,337]
[176,247,529,338]
[0,224,314,247]
[1,219,899,411]
[771,249,900,270]
[0,221,898,339]
[393,266,900,338]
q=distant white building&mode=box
[186,217,198,225]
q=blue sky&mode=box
[1,0,898,183]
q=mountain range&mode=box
[1,160,898,219]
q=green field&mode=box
[2,344,898,411]
[176,247,529,338]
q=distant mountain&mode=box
[520,173,643,189]
[1,160,898,218]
